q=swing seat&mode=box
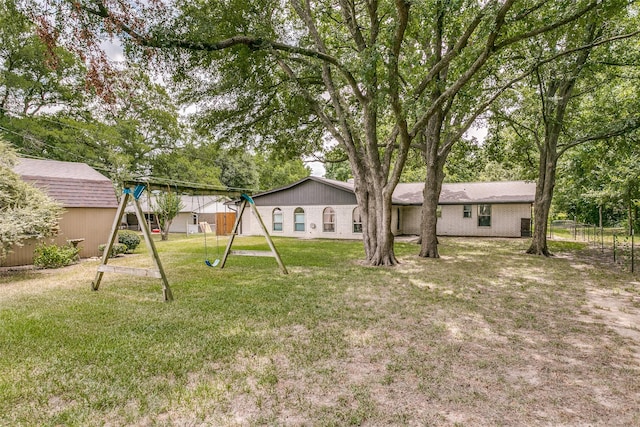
[205,259,220,267]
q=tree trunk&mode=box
[160,220,173,241]
[419,110,447,258]
[354,177,398,266]
[527,159,555,256]
[419,160,445,258]
[527,126,559,257]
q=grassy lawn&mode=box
[1,236,640,426]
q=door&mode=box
[521,218,532,237]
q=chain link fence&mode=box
[549,221,636,273]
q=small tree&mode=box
[0,140,63,263]
[152,191,184,241]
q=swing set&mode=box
[92,179,287,302]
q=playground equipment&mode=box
[91,179,286,301]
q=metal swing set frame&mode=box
[91,180,287,302]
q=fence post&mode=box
[632,228,635,274]
[613,233,617,263]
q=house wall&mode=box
[166,212,236,235]
[239,202,531,240]
[240,204,365,239]
[435,203,532,237]
[168,212,198,234]
[399,206,422,235]
[3,207,117,267]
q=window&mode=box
[294,207,305,232]
[323,207,336,232]
[463,205,472,218]
[478,204,491,227]
[352,207,363,233]
[272,208,283,231]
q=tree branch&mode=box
[558,117,640,157]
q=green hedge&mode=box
[33,243,80,269]
[118,230,141,252]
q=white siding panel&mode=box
[400,206,422,235]
[168,212,195,233]
[437,204,531,237]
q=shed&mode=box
[4,158,119,266]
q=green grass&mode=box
[1,236,639,425]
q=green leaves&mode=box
[152,190,185,241]
[0,139,63,263]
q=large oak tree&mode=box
[487,5,640,256]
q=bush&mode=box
[118,230,141,252]
[33,243,80,269]
[98,243,128,258]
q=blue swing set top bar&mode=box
[121,178,253,198]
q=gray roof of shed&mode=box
[14,158,118,208]
[253,176,535,206]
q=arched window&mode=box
[323,207,336,232]
[272,208,283,231]
[352,207,363,233]
[294,207,305,232]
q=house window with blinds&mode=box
[478,204,491,227]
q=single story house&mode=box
[123,195,235,235]
[237,177,536,239]
[4,158,119,266]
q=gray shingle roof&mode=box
[14,158,118,208]
[393,180,536,205]
[254,176,535,205]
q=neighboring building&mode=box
[123,195,235,235]
[238,177,535,239]
[4,158,119,266]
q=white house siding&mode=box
[168,212,198,233]
[241,205,365,239]
[436,203,531,237]
[398,206,422,235]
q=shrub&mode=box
[118,230,141,252]
[98,243,128,258]
[33,243,80,269]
